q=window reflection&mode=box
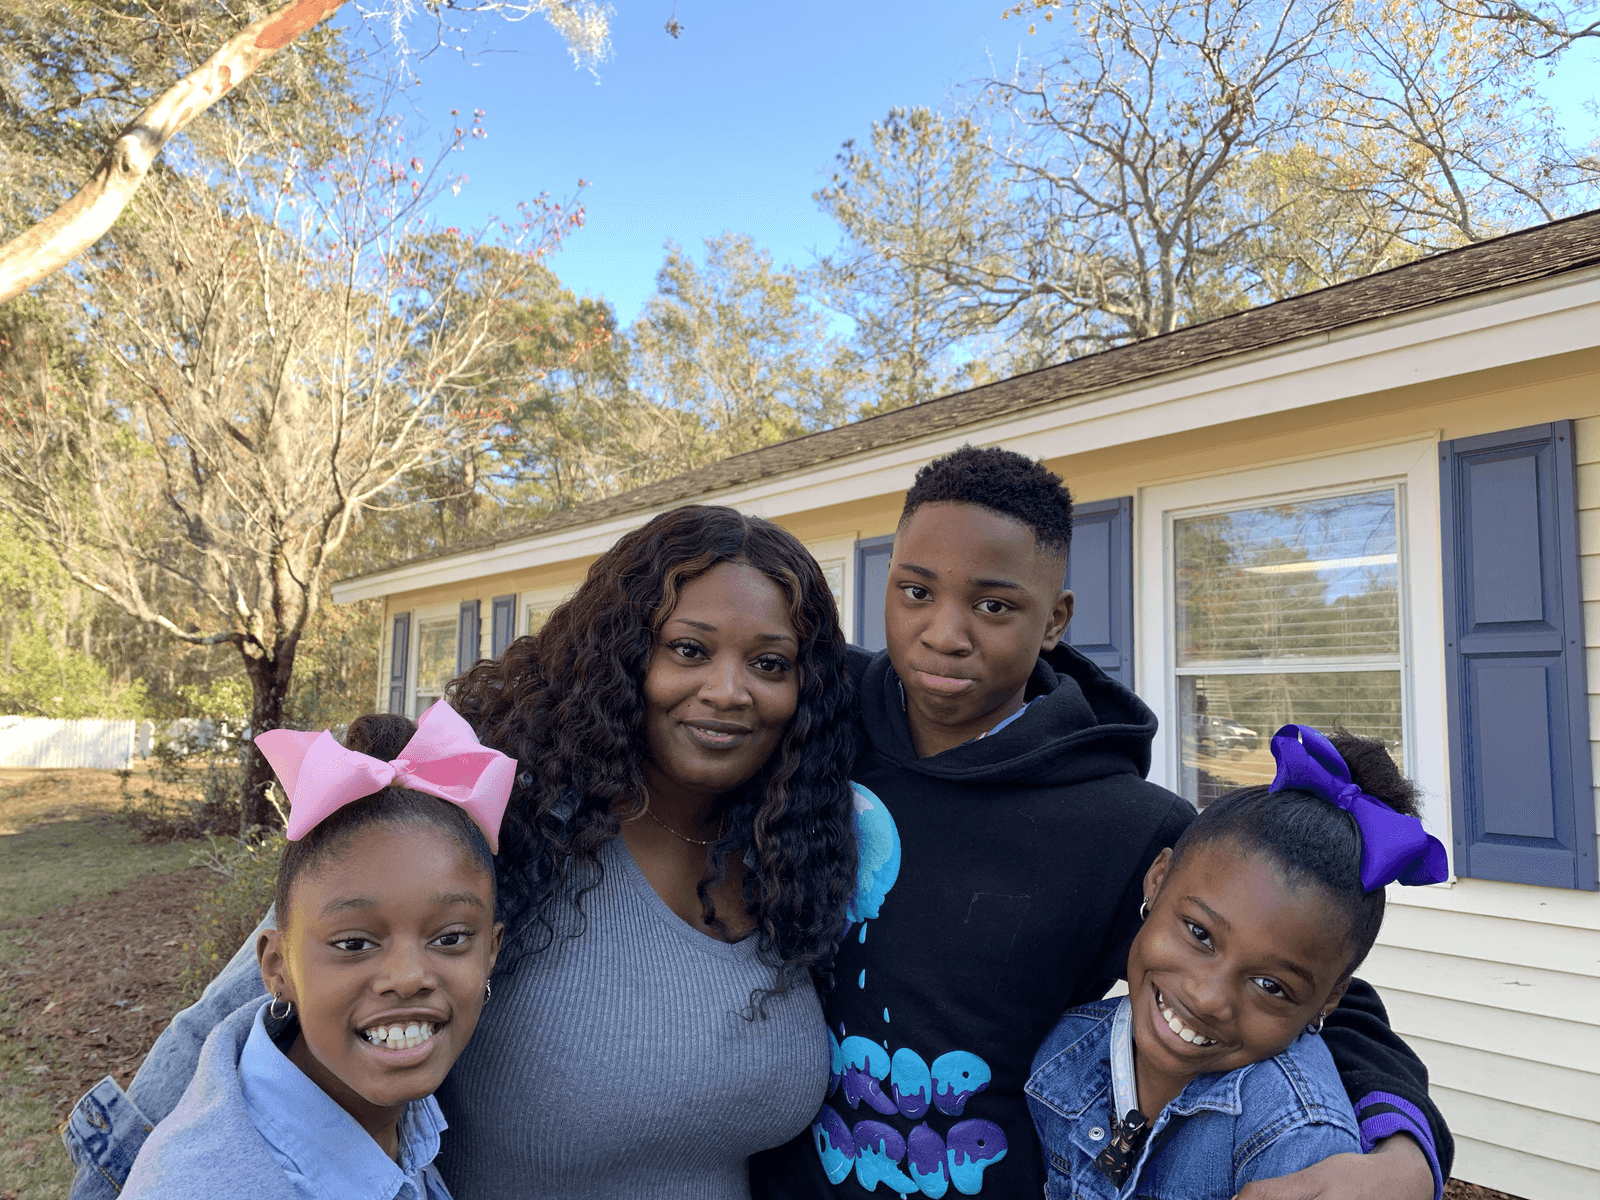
[1173,489,1404,807]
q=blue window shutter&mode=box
[1063,497,1134,687]
[457,600,482,676]
[1440,421,1596,890]
[387,613,410,715]
[854,534,896,652]
[490,594,517,657]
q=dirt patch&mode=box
[1445,1183,1526,1200]
[1,865,212,1110]
[0,770,200,928]
[0,866,214,1196]
[0,767,140,834]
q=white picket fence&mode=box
[0,716,241,769]
[0,717,139,769]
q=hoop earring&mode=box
[484,980,492,1003]
[1138,898,1149,921]
[1306,1012,1325,1035]
[268,992,293,1021]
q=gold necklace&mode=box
[644,806,725,846]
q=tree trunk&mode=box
[241,648,293,833]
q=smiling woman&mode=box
[428,505,861,1199]
[631,562,803,935]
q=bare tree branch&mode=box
[0,0,347,306]
[0,0,609,307]
[0,91,581,827]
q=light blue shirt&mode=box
[238,1008,453,1200]
[896,677,1036,742]
[116,997,455,1200]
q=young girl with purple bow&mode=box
[1025,724,1449,1200]
[120,704,514,1200]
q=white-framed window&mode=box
[1139,440,1449,837]
[801,535,857,637]
[522,584,577,644]
[413,605,459,716]
[818,558,845,617]
[524,604,554,638]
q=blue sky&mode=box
[383,1,1030,323]
[378,2,1599,326]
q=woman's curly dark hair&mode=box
[447,505,858,1001]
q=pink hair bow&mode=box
[255,701,514,853]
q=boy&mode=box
[751,447,1447,1200]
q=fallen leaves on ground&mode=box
[0,865,212,1124]
[1444,1183,1527,1200]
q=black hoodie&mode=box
[751,644,1449,1200]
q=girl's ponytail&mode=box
[1165,724,1443,979]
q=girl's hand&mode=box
[1235,1135,1434,1200]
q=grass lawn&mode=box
[0,769,207,1200]
[0,768,198,926]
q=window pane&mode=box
[818,559,845,618]
[1178,671,1403,807]
[1176,490,1399,664]
[525,606,553,638]
[414,616,457,710]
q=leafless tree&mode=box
[821,0,1597,385]
[0,0,608,306]
[0,100,581,828]
[1307,0,1595,244]
[1449,0,1600,53]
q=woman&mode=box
[440,505,859,1196]
[63,505,859,1200]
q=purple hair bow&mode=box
[1268,724,1448,892]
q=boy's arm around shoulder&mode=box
[62,905,277,1200]
[1326,977,1450,1196]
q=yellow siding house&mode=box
[332,211,1600,1199]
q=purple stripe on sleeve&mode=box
[1354,1090,1443,1200]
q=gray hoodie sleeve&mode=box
[62,907,276,1200]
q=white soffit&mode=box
[333,266,1600,604]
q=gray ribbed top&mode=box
[435,837,829,1199]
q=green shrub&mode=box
[180,828,285,1004]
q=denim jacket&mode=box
[1024,998,1360,1200]
[64,909,276,1200]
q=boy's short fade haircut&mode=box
[899,445,1074,563]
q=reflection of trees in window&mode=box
[414,618,457,712]
[1176,492,1398,664]
[1174,490,1403,807]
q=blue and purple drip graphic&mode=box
[821,784,1007,1193]
[844,784,901,935]
[813,1030,1006,1196]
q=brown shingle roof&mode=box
[347,208,1600,584]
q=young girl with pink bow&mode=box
[121,703,513,1200]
